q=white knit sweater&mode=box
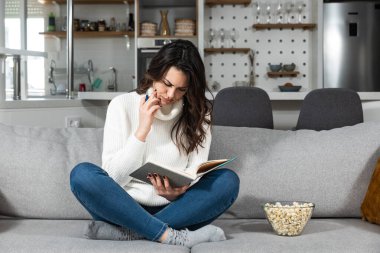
[102,91,212,206]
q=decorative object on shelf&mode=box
[209,80,221,92]
[282,63,296,72]
[175,19,195,36]
[98,19,106,32]
[74,19,80,31]
[159,10,170,36]
[278,83,301,92]
[47,12,56,32]
[128,13,135,31]
[268,63,282,72]
[110,17,116,31]
[140,22,157,36]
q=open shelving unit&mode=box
[267,71,300,78]
[38,0,134,4]
[205,0,251,6]
[253,23,316,30]
[204,48,251,54]
[39,31,134,38]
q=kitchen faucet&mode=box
[48,59,57,95]
[108,67,118,92]
[87,59,94,87]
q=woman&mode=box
[70,40,240,248]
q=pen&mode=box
[145,94,149,102]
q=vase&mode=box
[160,10,170,36]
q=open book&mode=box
[130,157,237,187]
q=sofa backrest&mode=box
[1,122,379,220]
[0,123,100,219]
[210,123,380,219]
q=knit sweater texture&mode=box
[102,91,212,206]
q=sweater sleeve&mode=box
[102,95,146,186]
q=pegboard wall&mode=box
[204,1,315,93]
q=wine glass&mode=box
[218,28,225,48]
[265,3,272,24]
[208,28,216,48]
[230,29,238,48]
[254,1,262,24]
[295,1,305,23]
[284,1,294,23]
[275,2,283,24]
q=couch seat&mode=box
[0,219,189,253]
[193,218,380,253]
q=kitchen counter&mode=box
[78,91,380,101]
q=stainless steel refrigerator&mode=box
[323,1,380,91]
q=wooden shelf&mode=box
[253,23,316,30]
[39,31,134,38]
[267,71,300,78]
[204,48,251,54]
[38,0,133,4]
[205,0,251,6]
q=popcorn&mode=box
[263,201,314,236]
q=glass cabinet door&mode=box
[1,0,135,100]
[3,0,62,99]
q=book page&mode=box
[196,159,230,174]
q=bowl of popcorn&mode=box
[262,201,315,236]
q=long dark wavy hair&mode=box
[136,39,213,155]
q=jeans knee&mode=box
[221,169,240,198]
[70,162,97,192]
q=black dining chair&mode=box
[212,86,274,129]
[295,88,363,131]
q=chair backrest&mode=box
[212,86,274,128]
[295,88,363,131]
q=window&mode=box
[4,0,56,99]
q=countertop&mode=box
[77,91,380,101]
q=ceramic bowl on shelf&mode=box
[278,83,302,92]
[268,63,282,72]
[282,63,296,72]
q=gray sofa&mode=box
[0,122,380,253]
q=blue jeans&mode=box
[70,162,239,241]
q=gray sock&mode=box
[162,225,226,248]
[84,220,145,241]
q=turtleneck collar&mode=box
[146,87,183,121]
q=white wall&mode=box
[0,105,107,128]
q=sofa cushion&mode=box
[361,158,380,225]
[0,123,102,219]
[192,218,380,253]
[209,123,380,219]
[0,219,189,253]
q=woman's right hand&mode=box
[135,91,161,142]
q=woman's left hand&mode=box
[147,173,190,201]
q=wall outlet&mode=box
[65,116,81,128]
